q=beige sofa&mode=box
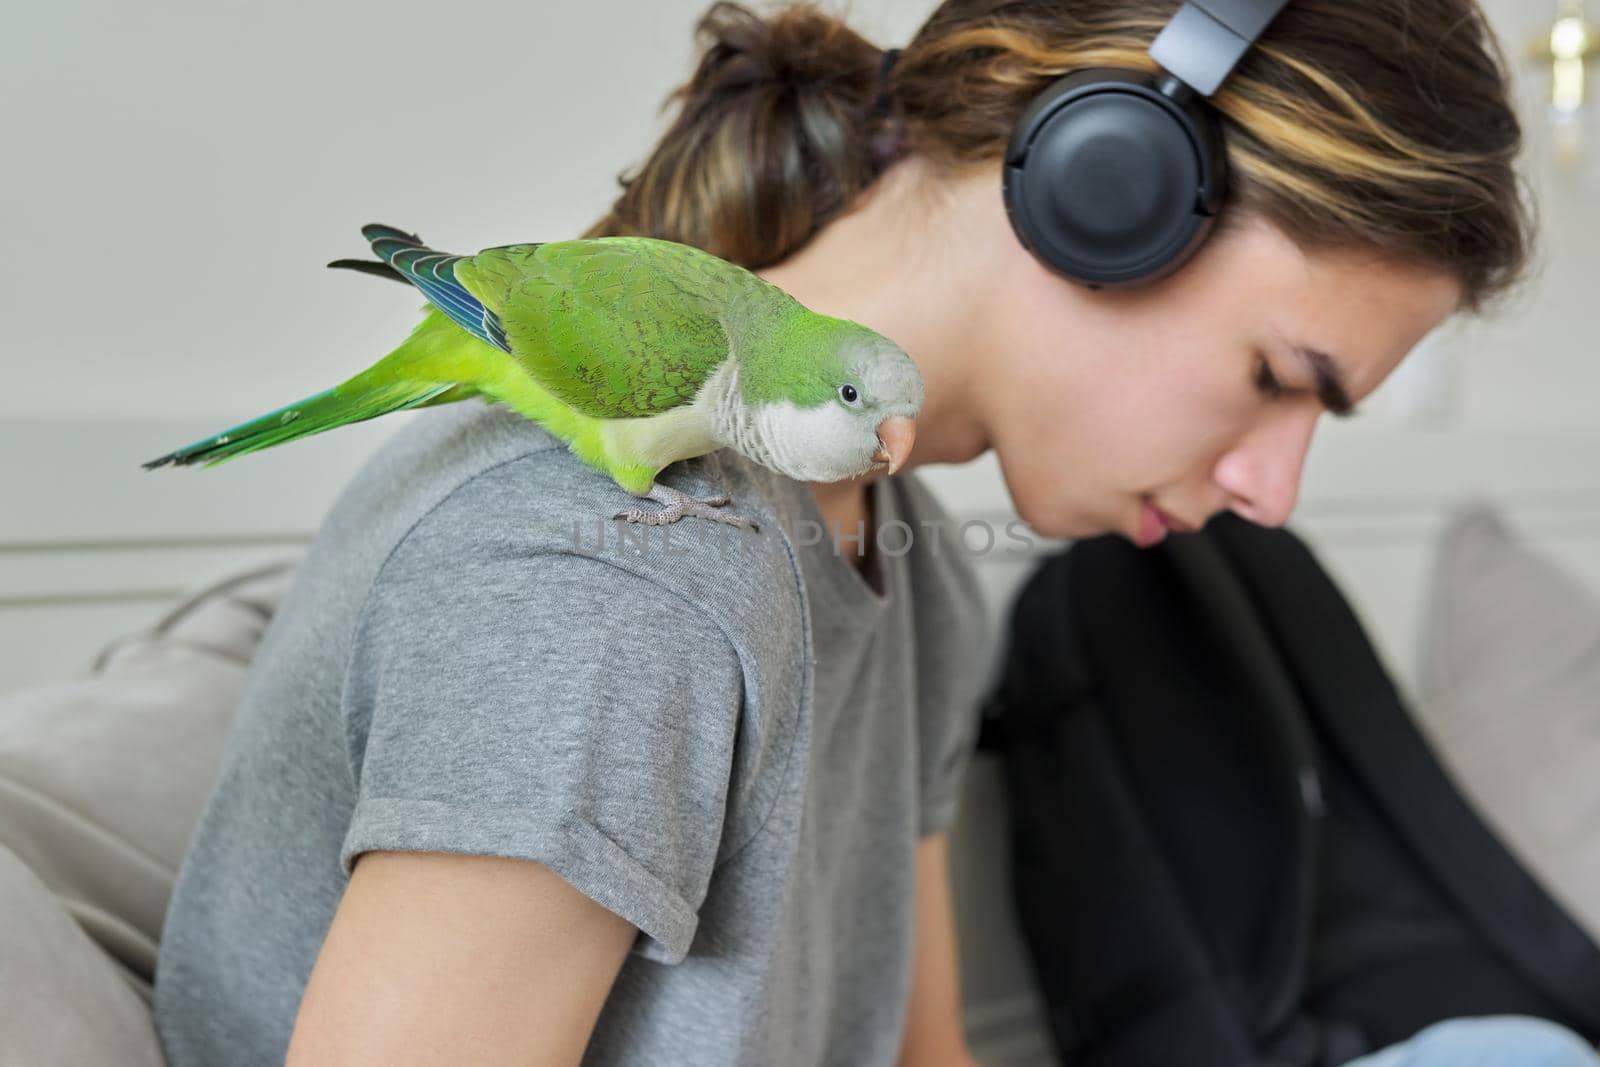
[0,556,303,1066]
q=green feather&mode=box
[457,238,750,418]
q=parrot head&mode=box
[722,312,925,485]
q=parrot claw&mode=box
[612,484,759,530]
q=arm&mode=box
[285,850,637,1067]
[895,833,985,1067]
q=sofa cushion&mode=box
[0,842,165,1067]
[0,555,302,999]
[1413,503,1600,947]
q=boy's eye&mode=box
[1254,356,1285,399]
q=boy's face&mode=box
[981,211,1462,542]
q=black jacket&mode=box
[978,514,1600,1066]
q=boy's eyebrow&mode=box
[1295,345,1356,418]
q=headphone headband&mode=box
[1149,0,1291,96]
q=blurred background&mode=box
[2,1,1597,1063]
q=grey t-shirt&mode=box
[152,399,996,1066]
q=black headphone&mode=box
[1001,0,1291,289]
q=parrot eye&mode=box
[838,383,862,407]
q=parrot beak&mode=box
[871,416,916,476]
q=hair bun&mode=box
[692,2,881,108]
[595,2,896,268]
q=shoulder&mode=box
[346,424,820,863]
[356,409,813,682]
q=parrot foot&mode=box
[613,483,760,530]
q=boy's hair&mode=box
[585,0,1531,314]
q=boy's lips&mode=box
[1136,500,1200,547]
[1136,502,1168,547]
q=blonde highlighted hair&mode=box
[586,0,1530,312]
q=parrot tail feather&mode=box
[139,379,463,471]
[325,257,408,284]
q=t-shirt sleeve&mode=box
[917,625,993,837]
[338,509,745,966]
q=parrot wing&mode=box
[361,223,514,353]
[454,238,737,420]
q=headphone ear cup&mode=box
[1003,69,1225,287]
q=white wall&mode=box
[4,3,1598,1064]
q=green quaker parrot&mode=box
[140,224,924,529]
